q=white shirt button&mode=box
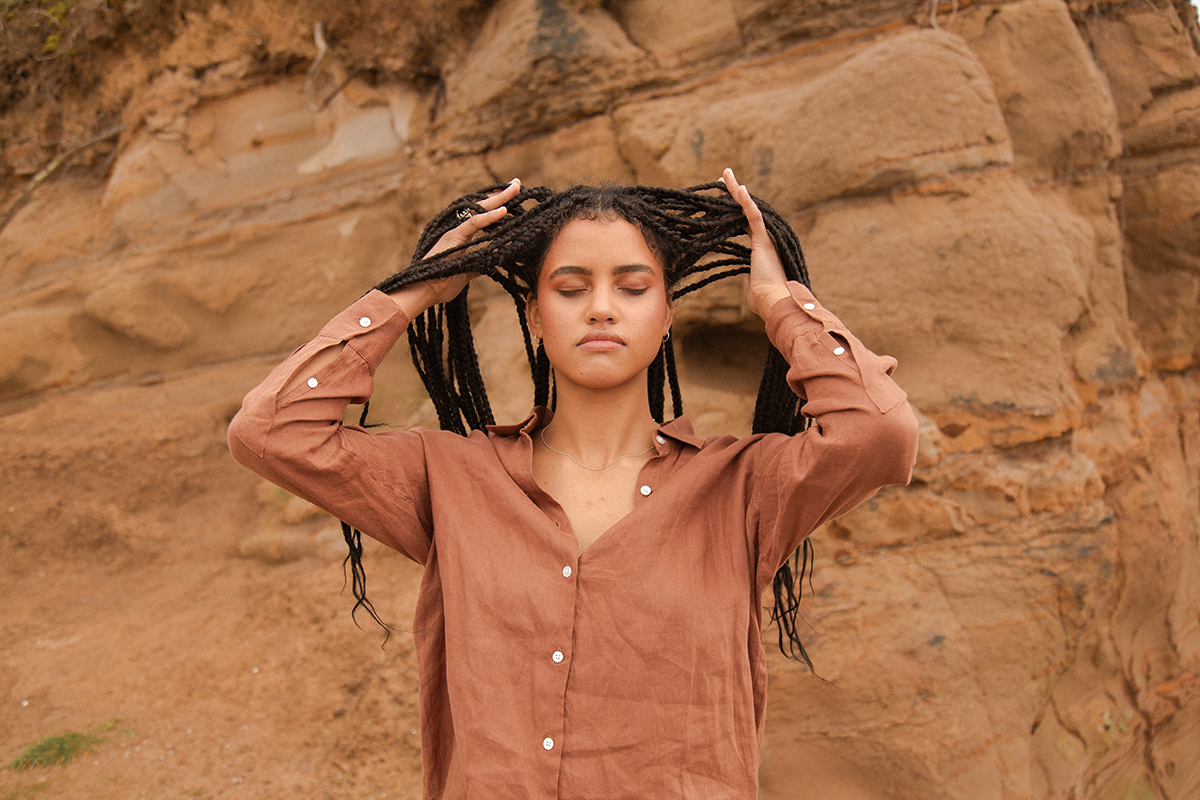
[542,737,554,751]
[803,302,816,310]
[306,377,319,388]
[552,650,564,663]
[358,316,371,327]
[562,566,572,578]
[833,346,846,355]
[639,485,652,496]
[655,435,665,445]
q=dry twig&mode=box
[0,124,122,237]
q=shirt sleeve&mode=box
[226,290,433,564]
[751,281,919,587]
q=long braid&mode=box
[647,345,666,424]
[342,179,819,667]
[663,334,683,420]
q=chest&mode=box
[531,458,649,554]
[420,444,759,629]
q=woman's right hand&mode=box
[388,178,521,319]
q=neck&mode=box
[541,372,659,464]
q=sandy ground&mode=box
[1,509,433,798]
[0,362,439,799]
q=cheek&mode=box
[533,295,570,336]
[635,293,673,330]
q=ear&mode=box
[525,294,542,340]
[663,293,674,339]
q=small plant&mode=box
[45,0,72,20]
[5,717,132,771]
[91,717,134,737]
[5,731,104,770]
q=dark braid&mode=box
[344,180,818,668]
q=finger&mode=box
[456,204,508,237]
[477,178,521,212]
[428,205,509,258]
[723,168,768,238]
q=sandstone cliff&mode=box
[1,1,1198,798]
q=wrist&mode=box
[386,284,434,320]
[752,283,792,317]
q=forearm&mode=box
[385,281,441,322]
[764,281,918,486]
[274,286,428,395]
[228,290,410,465]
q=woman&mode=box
[228,168,918,798]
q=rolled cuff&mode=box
[765,281,906,414]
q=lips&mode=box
[578,331,625,352]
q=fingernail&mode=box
[510,178,520,185]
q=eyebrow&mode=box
[547,264,656,279]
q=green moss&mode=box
[5,718,132,771]
[45,0,71,20]
[5,731,105,770]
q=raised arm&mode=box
[276,179,521,395]
[227,180,522,562]
[721,168,919,577]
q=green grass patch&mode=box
[5,731,104,770]
[5,718,133,771]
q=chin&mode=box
[554,364,652,394]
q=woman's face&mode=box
[526,216,673,394]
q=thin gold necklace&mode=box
[539,429,654,471]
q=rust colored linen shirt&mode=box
[228,281,918,799]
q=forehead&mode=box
[542,217,663,273]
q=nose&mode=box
[586,284,617,323]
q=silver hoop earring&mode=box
[663,330,671,343]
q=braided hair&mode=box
[343,180,818,668]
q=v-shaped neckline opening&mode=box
[491,410,688,559]
[534,458,660,559]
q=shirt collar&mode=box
[655,415,702,449]
[485,407,550,437]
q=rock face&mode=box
[1,1,1198,798]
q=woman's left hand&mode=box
[721,167,792,319]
